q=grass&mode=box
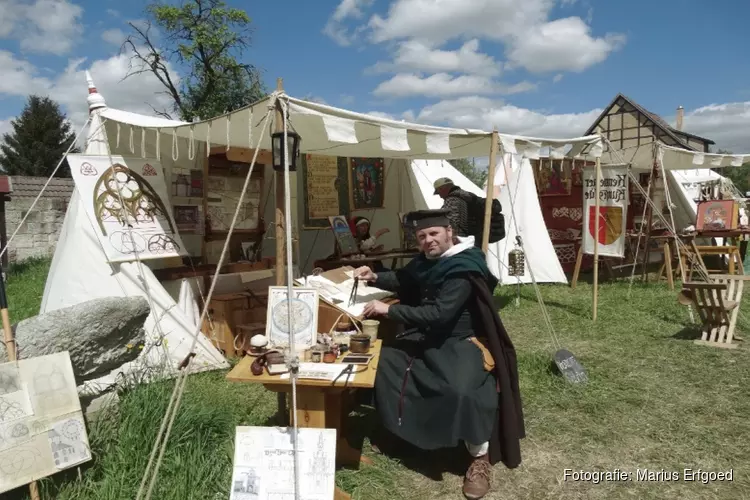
[4,258,750,499]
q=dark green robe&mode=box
[372,246,501,452]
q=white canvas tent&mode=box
[40,81,608,392]
[409,157,566,284]
[41,75,229,396]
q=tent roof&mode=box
[100,92,604,161]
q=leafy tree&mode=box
[713,149,750,195]
[0,95,79,178]
[123,0,266,121]
[449,158,488,188]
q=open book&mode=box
[294,266,394,318]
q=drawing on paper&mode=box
[142,163,157,176]
[0,446,41,479]
[147,234,181,254]
[307,433,333,494]
[67,154,187,263]
[0,353,91,494]
[265,288,319,350]
[231,466,260,499]
[0,367,20,396]
[48,419,91,470]
[80,162,97,176]
[93,164,175,236]
[109,231,147,254]
[0,400,26,423]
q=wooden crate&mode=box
[202,291,268,357]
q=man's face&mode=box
[416,225,453,258]
[436,185,452,199]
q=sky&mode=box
[1,0,749,153]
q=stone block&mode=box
[12,234,34,249]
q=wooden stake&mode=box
[481,129,499,253]
[592,157,601,322]
[0,268,40,500]
[274,77,285,287]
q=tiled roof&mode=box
[9,176,75,198]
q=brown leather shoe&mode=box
[463,454,491,499]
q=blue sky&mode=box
[1,0,749,150]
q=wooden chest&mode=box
[202,291,268,357]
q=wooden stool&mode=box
[682,245,744,278]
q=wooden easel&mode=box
[0,266,41,499]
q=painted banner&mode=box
[67,154,187,263]
[582,165,628,257]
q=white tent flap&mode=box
[380,125,410,151]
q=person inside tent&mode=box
[349,216,390,271]
[354,209,524,500]
[433,177,477,240]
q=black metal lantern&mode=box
[508,247,526,277]
[271,130,301,172]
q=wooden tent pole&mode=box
[481,129,499,253]
[272,78,288,426]
[274,77,286,287]
[593,157,601,322]
[0,268,40,499]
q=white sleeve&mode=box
[360,236,377,251]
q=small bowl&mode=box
[349,335,371,354]
[323,351,337,363]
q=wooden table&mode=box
[227,340,383,500]
[315,250,420,271]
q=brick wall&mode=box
[6,177,74,263]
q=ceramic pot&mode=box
[323,351,337,363]
[349,335,371,354]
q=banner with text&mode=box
[582,166,628,258]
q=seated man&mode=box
[354,209,524,500]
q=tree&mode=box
[449,158,488,188]
[0,96,79,178]
[123,0,266,122]
[713,149,750,195]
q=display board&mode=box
[302,155,350,229]
[67,154,187,263]
[206,157,263,233]
[230,426,336,500]
[0,352,91,494]
[328,215,359,256]
[265,286,319,350]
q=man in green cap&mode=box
[354,209,524,500]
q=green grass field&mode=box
[4,258,750,499]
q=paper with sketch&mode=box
[0,353,92,494]
[295,272,393,318]
[230,426,336,500]
[280,363,356,383]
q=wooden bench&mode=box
[681,274,750,349]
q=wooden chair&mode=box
[681,274,750,349]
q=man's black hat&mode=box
[405,209,451,231]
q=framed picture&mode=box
[696,200,738,231]
[265,286,319,350]
[349,157,385,209]
[399,212,418,250]
[535,159,572,197]
[328,215,359,256]
[173,205,200,233]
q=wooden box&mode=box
[202,291,268,357]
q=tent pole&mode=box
[593,156,601,322]
[481,130,499,253]
[273,78,288,425]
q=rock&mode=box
[82,391,120,421]
[2,297,149,382]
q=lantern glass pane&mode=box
[272,135,282,167]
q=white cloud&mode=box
[415,96,602,137]
[365,111,395,120]
[0,50,52,96]
[101,28,126,46]
[340,94,355,105]
[680,102,750,153]
[506,17,625,73]
[372,73,536,98]
[0,0,84,55]
[368,39,501,76]
[107,8,120,17]
[0,118,13,140]
[553,74,564,83]
[323,0,374,46]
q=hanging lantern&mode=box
[271,130,301,172]
[508,247,525,277]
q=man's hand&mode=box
[375,228,390,238]
[363,300,390,317]
[354,266,377,282]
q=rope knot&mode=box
[285,353,300,373]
